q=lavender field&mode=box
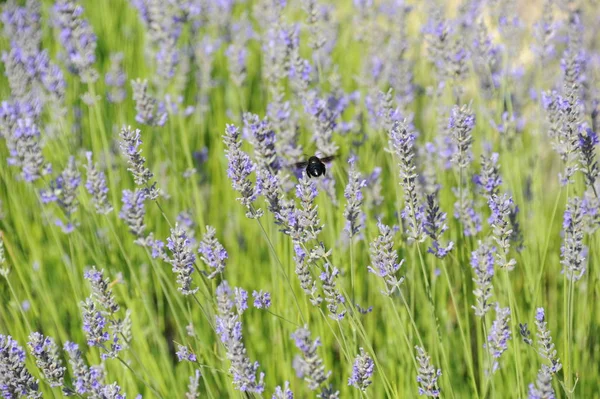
[1,0,599,397]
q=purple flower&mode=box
[415,345,441,397]
[131,79,167,127]
[528,364,556,399]
[53,0,98,82]
[578,128,599,190]
[488,194,517,270]
[534,307,562,374]
[475,150,502,198]
[272,381,294,399]
[0,335,41,398]
[243,113,281,172]
[6,118,47,182]
[252,290,271,309]
[319,263,346,320]
[130,0,182,80]
[105,53,126,103]
[119,189,147,243]
[27,332,65,388]
[84,266,119,314]
[235,288,249,314]
[186,369,201,399]
[166,224,198,295]
[199,226,228,279]
[118,125,158,199]
[63,341,93,394]
[81,298,110,348]
[348,348,374,391]
[449,103,475,170]
[291,326,331,391]
[471,241,496,317]
[40,156,81,233]
[368,220,404,295]
[224,124,262,218]
[423,194,454,258]
[176,345,197,362]
[343,157,367,239]
[487,303,511,373]
[84,152,112,215]
[560,197,587,281]
[215,281,265,393]
[388,118,425,243]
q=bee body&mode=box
[292,155,336,178]
[306,156,326,177]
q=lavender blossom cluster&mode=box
[2,0,600,397]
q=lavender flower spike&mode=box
[449,103,476,171]
[53,0,98,83]
[131,79,167,126]
[272,381,294,399]
[27,332,66,388]
[84,266,120,314]
[348,348,375,391]
[40,156,81,234]
[252,290,271,309]
[244,113,281,172]
[475,149,502,199]
[487,303,511,373]
[423,194,454,258]
[81,298,109,347]
[528,364,555,399]
[0,335,41,398]
[388,118,425,243]
[295,172,323,242]
[176,344,197,362]
[119,189,147,244]
[105,53,126,103]
[534,307,562,374]
[291,326,331,391]
[343,156,367,239]
[223,124,262,218]
[63,341,92,395]
[166,223,199,295]
[578,128,599,191]
[415,345,441,397]
[368,220,405,296]
[488,193,517,270]
[8,118,48,182]
[561,197,587,282]
[118,125,158,199]
[186,369,201,399]
[198,225,228,279]
[84,152,112,215]
[215,281,265,394]
[470,241,496,317]
[319,263,346,320]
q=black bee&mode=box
[293,155,336,178]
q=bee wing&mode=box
[291,161,309,169]
[320,155,336,163]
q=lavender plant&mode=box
[84,151,112,215]
[471,241,496,317]
[534,307,562,374]
[215,281,265,394]
[415,345,441,397]
[3,0,600,397]
[0,335,41,398]
[348,348,374,392]
[561,197,587,281]
[388,118,425,243]
[487,303,511,373]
